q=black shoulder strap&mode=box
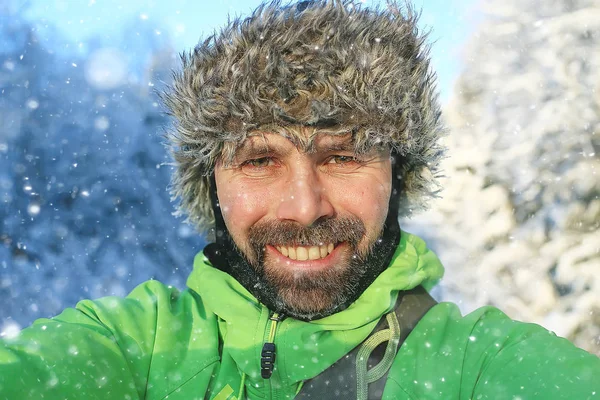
[295,286,437,399]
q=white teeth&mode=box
[296,247,308,261]
[275,243,335,260]
[308,246,321,260]
[319,245,328,259]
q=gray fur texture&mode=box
[161,0,446,233]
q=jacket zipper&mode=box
[261,312,284,379]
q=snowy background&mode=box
[405,0,600,355]
[1,0,598,356]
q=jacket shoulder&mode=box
[384,302,600,399]
[0,280,219,399]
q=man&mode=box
[1,1,598,399]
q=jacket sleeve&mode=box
[464,307,600,399]
[0,280,175,400]
[385,303,599,400]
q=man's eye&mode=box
[327,155,357,164]
[242,157,274,168]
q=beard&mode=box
[228,216,384,320]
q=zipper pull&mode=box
[261,313,284,379]
[261,342,276,379]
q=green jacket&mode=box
[1,232,598,399]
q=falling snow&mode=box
[0,6,203,331]
[1,0,597,361]
[404,0,600,355]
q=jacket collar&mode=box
[186,230,444,387]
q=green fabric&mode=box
[0,231,598,399]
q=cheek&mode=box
[218,184,263,230]
[333,176,390,232]
[219,186,252,219]
[358,184,390,218]
[215,173,277,241]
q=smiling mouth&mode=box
[274,243,336,261]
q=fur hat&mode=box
[162,0,446,234]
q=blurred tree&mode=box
[0,5,204,331]
[429,0,599,354]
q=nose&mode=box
[276,163,334,226]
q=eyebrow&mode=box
[234,144,268,159]
[313,140,356,153]
[233,140,287,161]
[231,134,358,161]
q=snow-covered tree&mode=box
[423,0,599,354]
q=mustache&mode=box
[248,217,366,249]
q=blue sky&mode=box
[23,0,481,103]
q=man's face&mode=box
[214,128,392,317]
